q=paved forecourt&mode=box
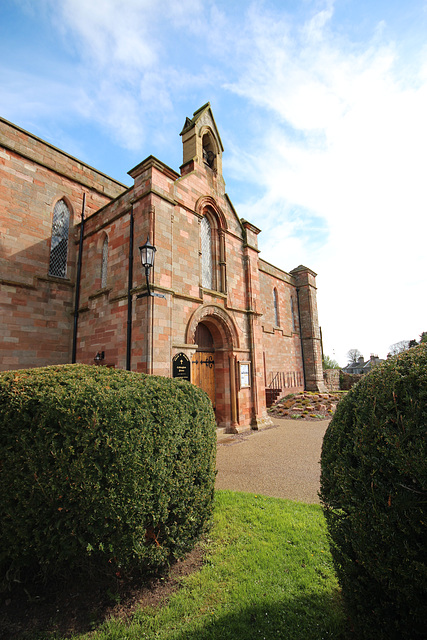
[215,419,330,504]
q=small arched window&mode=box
[201,216,213,289]
[101,236,108,288]
[273,288,280,326]
[48,199,70,278]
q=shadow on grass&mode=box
[1,574,348,640]
[137,590,348,640]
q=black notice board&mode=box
[172,352,191,381]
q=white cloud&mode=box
[53,1,153,70]
[0,67,82,121]
[224,2,427,365]
[300,0,335,44]
[49,0,208,72]
[4,0,224,154]
[30,0,209,149]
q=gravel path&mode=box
[215,418,330,504]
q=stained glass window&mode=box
[48,199,70,278]
[201,216,213,289]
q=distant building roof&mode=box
[342,354,384,374]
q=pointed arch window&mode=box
[101,236,108,288]
[199,201,227,294]
[201,215,213,289]
[48,199,70,278]
[273,288,280,326]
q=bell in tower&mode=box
[180,102,224,180]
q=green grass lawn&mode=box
[65,491,346,640]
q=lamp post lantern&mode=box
[140,236,156,271]
[137,236,165,298]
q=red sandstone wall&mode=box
[258,262,304,394]
[0,119,126,371]
[1,113,322,427]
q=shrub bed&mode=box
[320,344,427,639]
[0,364,216,584]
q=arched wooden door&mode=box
[192,323,215,408]
[191,352,215,408]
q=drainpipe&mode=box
[126,208,134,371]
[296,287,306,390]
[72,193,85,363]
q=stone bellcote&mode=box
[180,103,224,177]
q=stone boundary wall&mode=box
[323,369,363,391]
[339,372,363,390]
[323,369,340,391]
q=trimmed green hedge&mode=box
[0,364,216,583]
[320,344,427,639]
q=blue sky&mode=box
[1,0,427,365]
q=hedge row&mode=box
[320,344,427,639]
[0,364,217,584]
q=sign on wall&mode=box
[239,361,251,388]
[172,352,191,381]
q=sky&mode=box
[1,0,426,366]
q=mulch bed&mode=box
[267,391,346,421]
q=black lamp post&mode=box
[137,236,165,299]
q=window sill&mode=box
[201,287,227,299]
[37,275,74,287]
[89,287,111,300]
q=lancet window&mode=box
[291,296,297,332]
[101,236,108,288]
[200,207,227,294]
[273,288,280,326]
[48,199,70,278]
[201,216,213,289]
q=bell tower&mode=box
[180,103,224,179]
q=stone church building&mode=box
[0,103,325,431]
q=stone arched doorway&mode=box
[186,305,239,430]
